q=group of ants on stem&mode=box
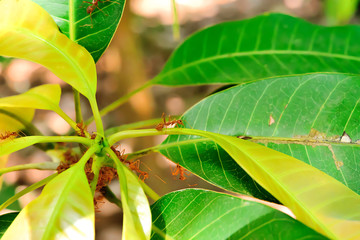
[0,113,191,208]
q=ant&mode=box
[0,131,19,141]
[171,164,190,181]
[127,160,149,181]
[110,145,149,181]
[84,0,120,27]
[156,113,184,131]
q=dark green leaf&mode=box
[32,0,125,62]
[0,212,18,238]
[152,13,360,86]
[0,183,21,211]
[151,189,327,240]
[161,73,360,197]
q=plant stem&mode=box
[72,88,83,123]
[125,146,158,161]
[171,0,180,41]
[139,179,160,201]
[0,162,58,175]
[101,186,122,209]
[85,82,153,125]
[54,107,78,132]
[33,135,94,146]
[104,117,166,136]
[0,173,58,211]
[90,156,102,196]
[89,97,105,137]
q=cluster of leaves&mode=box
[0,0,359,239]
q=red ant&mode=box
[156,113,184,131]
[171,164,190,180]
[127,160,149,182]
[110,146,149,181]
[0,131,18,141]
[84,0,120,27]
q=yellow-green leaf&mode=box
[2,157,95,239]
[0,0,97,99]
[161,128,360,239]
[0,84,61,111]
[0,108,34,133]
[108,149,151,240]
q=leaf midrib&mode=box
[154,50,360,82]
[161,135,360,149]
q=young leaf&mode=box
[161,73,360,196]
[0,212,18,238]
[0,136,92,157]
[31,0,126,62]
[151,189,327,239]
[0,108,34,133]
[108,149,151,240]
[0,0,97,99]
[2,152,95,240]
[0,84,61,112]
[151,13,360,86]
[161,128,360,239]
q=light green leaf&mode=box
[0,108,34,133]
[151,13,360,86]
[0,0,97,99]
[0,84,61,112]
[159,128,360,239]
[32,0,126,62]
[161,73,360,197]
[0,136,92,157]
[2,152,95,240]
[108,148,151,240]
[151,189,327,240]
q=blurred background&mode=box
[0,0,359,239]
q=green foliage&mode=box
[0,212,18,238]
[0,1,359,239]
[151,13,360,86]
[32,0,125,62]
[151,189,327,239]
[0,183,20,211]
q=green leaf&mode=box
[0,108,35,133]
[162,73,360,197]
[0,212,18,238]
[0,84,61,112]
[2,157,94,239]
[151,13,360,86]
[32,0,126,62]
[109,148,151,240]
[159,127,360,239]
[0,136,92,158]
[0,0,97,99]
[151,189,327,240]
[0,183,21,211]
